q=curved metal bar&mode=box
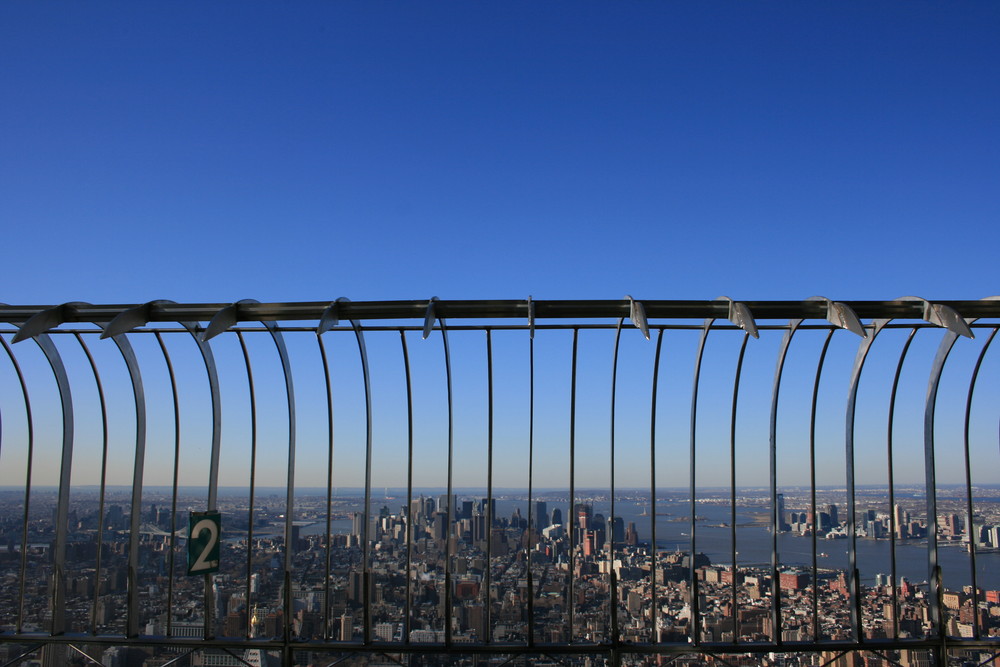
[568,328,579,642]
[527,328,536,646]
[886,328,918,640]
[437,312,454,646]
[209,314,298,643]
[99,299,223,638]
[609,317,624,644]
[0,335,35,634]
[101,330,147,639]
[649,328,665,643]
[844,318,890,642]
[689,317,714,644]
[809,330,835,641]
[152,332,181,637]
[28,333,74,635]
[19,303,148,636]
[236,331,259,639]
[174,320,222,513]
[248,316,298,644]
[400,331,415,644]
[924,327,967,640]
[346,317,372,645]
[730,332,750,644]
[7,303,83,637]
[316,334,334,639]
[484,330,494,644]
[175,319,222,640]
[768,318,801,643]
[962,327,998,640]
[70,333,110,636]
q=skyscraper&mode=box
[776,494,789,532]
[534,501,549,531]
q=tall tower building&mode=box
[534,501,549,531]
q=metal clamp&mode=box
[807,297,867,338]
[102,300,175,338]
[716,296,759,338]
[422,297,438,340]
[12,302,89,343]
[318,297,352,335]
[625,295,650,340]
[203,301,249,342]
[899,296,974,338]
[527,295,535,340]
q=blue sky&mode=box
[2,2,998,303]
[1,3,999,490]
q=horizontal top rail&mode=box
[3,298,1000,325]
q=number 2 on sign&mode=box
[187,511,221,575]
[190,519,219,572]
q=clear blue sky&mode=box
[1,3,999,491]
[2,2,998,304]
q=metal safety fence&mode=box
[0,298,999,666]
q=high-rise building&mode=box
[776,494,789,531]
[534,501,549,531]
[893,504,907,539]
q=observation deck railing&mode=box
[0,297,999,666]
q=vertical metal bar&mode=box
[484,330,494,644]
[649,328,664,643]
[153,332,180,637]
[961,327,997,640]
[925,329,964,640]
[0,336,35,634]
[688,318,713,644]
[347,319,371,645]
[845,319,889,642]
[317,335,334,640]
[527,329,535,647]
[730,332,750,644]
[102,331,147,639]
[568,328,579,642]
[769,320,800,643]
[609,318,623,647]
[70,333,109,636]
[182,325,222,510]
[28,333,74,637]
[809,330,834,642]
[887,329,918,640]
[236,332,259,639]
[268,324,298,647]
[438,317,454,647]
[178,321,221,639]
[400,331,415,644]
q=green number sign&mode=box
[187,510,221,576]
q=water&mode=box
[297,494,1000,591]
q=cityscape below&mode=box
[1,484,999,666]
